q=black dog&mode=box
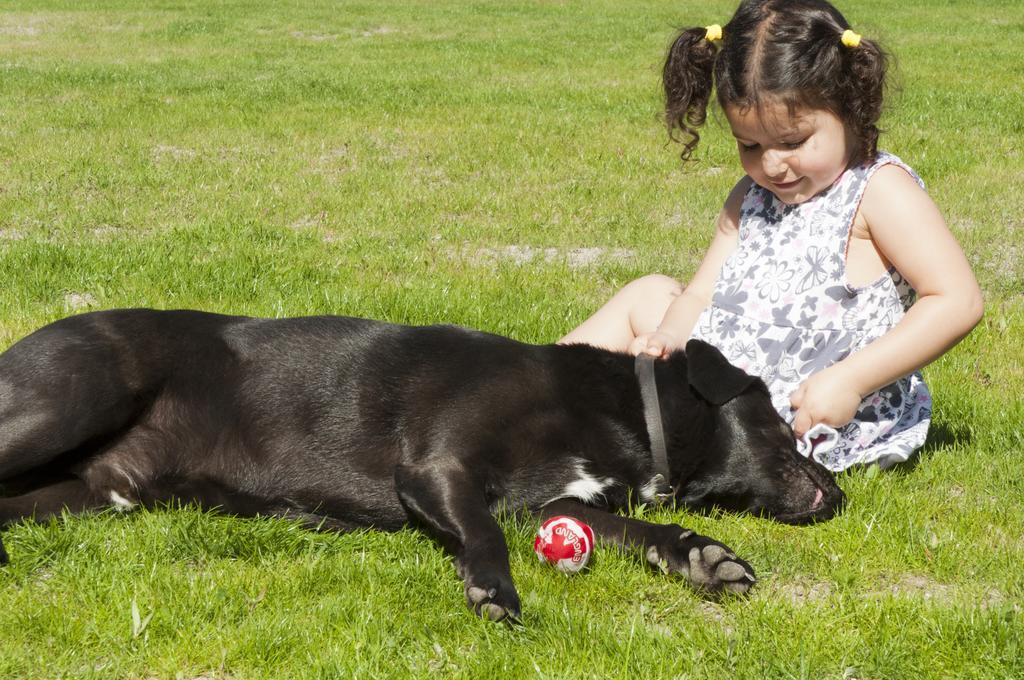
[0,309,843,621]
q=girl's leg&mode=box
[559,274,682,351]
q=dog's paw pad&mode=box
[714,560,748,582]
[695,546,755,595]
[701,544,727,564]
[479,602,510,621]
[723,579,754,595]
[466,586,496,604]
[464,582,521,624]
[687,546,715,585]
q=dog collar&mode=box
[634,353,675,503]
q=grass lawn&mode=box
[1,0,1022,677]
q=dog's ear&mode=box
[685,339,757,405]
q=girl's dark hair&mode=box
[663,0,888,164]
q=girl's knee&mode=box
[625,274,684,300]
[559,274,683,348]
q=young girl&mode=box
[560,0,983,471]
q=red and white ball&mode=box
[534,515,594,574]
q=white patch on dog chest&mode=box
[560,461,613,504]
[109,490,137,511]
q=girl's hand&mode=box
[628,331,681,358]
[789,367,863,438]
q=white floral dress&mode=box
[691,152,931,471]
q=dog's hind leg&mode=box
[0,478,105,524]
[395,460,522,623]
[0,317,152,483]
[0,478,108,564]
[0,316,159,565]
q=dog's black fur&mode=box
[0,309,843,621]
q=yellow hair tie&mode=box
[704,24,723,43]
[841,29,862,48]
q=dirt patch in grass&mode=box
[0,13,72,38]
[64,292,99,312]
[766,574,1017,612]
[290,30,338,42]
[769,577,834,605]
[152,144,198,163]
[697,601,735,635]
[454,245,636,270]
[88,225,131,241]
[0,24,40,37]
[877,574,955,603]
[868,574,1018,611]
[358,26,398,39]
[289,212,328,232]
[314,145,355,175]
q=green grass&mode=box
[1,0,1022,677]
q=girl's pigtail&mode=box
[663,27,719,162]
[842,36,889,163]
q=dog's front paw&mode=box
[645,529,756,595]
[464,577,522,623]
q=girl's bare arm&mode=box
[790,165,983,435]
